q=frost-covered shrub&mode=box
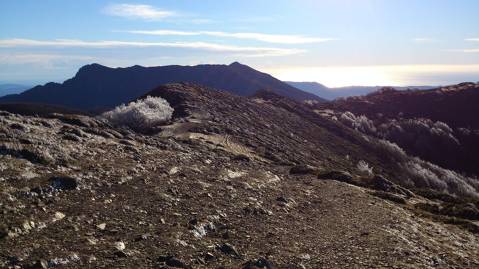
[333,110,479,198]
[339,112,376,135]
[101,96,174,131]
[368,137,479,198]
[373,139,408,162]
[457,128,471,136]
[357,160,373,176]
[336,111,470,173]
[304,100,320,106]
[402,158,479,198]
[337,111,461,152]
[318,107,479,197]
[376,118,460,148]
[356,128,479,197]
[401,160,447,190]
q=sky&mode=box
[0,0,478,87]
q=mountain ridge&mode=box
[321,82,479,129]
[0,63,324,110]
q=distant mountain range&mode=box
[0,84,31,97]
[287,81,435,100]
[0,62,324,110]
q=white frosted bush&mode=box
[374,139,408,161]
[380,118,460,147]
[373,137,479,198]
[339,111,376,135]
[457,127,471,136]
[337,111,461,149]
[101,96,174,130]
[402,158,479,198]
[357,160,373,176]
[334,110,479,198]
[362,129,479,198]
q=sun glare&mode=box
[265,66,399,87]
[265,65,479,87]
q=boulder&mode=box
[50,176,78,190]
[289,165,317,175]
[317,170,353,183]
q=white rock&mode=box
[169,167,179,175]
[21,171,38,179]
[53,212,66,221]
[227,170,246,179]
[114,241,126,251]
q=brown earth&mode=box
[1,83,478,268]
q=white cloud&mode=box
[103,4,176,20]
[447,38,479,53]
[413,38,436,43]
[127,30,334,44]
[0,38,303,57]
[189,19,215,24]
[234,17,276,23]
[0,53,94,64]
[0,53,96,73]
[128,30,199,36]
[461,48,479,53]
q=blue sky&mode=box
[1,0,478,87]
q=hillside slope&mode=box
[0,63,323,110]
[317,82,479,175]
[1,83,478,268]
[322,83,479,129]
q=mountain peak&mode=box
[76,63,110,75]
[228,61,258,74]
[229,61,244,66]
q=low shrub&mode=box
[357,160,373,176]
[101,96,174,132]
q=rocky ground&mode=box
[1,84,478,268]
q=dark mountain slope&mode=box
[316,82,479,175]
[322,83,479,129]
[0,62,323,110]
